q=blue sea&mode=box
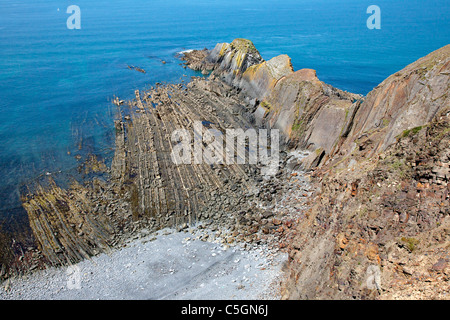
[0,0,449,230]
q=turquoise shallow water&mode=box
[0,0,449,225]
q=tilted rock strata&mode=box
[182,40,450,299]
[333,44,450,162]
[15,40,450,301]
[180,49,210,72]
[182,40,362,160]
[281,107,449,299]
[18,77,294,270]
[22,180,115,266]
[207,39,264,85]
[277,46,450,300]
[239,54,294,100]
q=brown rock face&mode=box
[335,44,450,160]
[13,38,449,301]
[258,68,360,163]
[280,45,450,300]
[183,41,360,161]
[239,54,294,99]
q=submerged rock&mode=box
[127,65,146,73]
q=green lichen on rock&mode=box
[234,51,247,70]
[291,119,304,133]
[230,38,258,55]
[401,237,419,252]
[218,43,230,56]
[260,100,272,110]
[401,126,423,138]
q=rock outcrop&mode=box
[182,40,450,299]
[239,54,294,100]
[187,39,295,100]
[281,106,449,300]
[279,45,450,300]
[9,38,448,301]
[183,40,362,163]
[257,68,360,151]
[203,39,264,86]
[16,76,295,273]
[333,44,450,161]
[179,49,210,72]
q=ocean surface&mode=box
[0,0,449,231]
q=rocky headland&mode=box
[1,38,449,300]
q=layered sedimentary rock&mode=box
[179,49,210,73]
[112,81,261,227]
[238,54,294,100]
[185,39,361,159]
[188,41,449,169]
[334,45,450,159]
[203,39,264,85]
[18,75,292,270]
[280,46,450,300]
[257,68,360,151]
[14,38,450,300]
[183,40,450,299]
[281,107,449,300]
[22,180,114,266]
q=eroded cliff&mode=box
[184,40,449,299]
[7,39,448,300]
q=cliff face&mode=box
[184,40,450,299]
[282,106,449,300]
[333,45,450,160]
[280,45,450,300]
[190,39,361,153]
[258,69,360,151]
[189,41,449,172]
[239,54,294,100]
[201,39,265,87]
